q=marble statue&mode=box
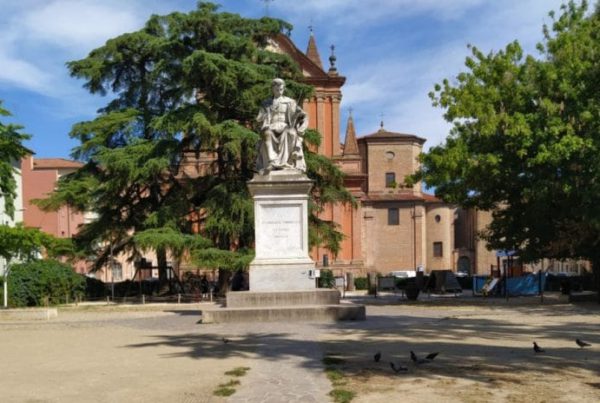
[256,78,308,174]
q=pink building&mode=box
[21,156,85,238]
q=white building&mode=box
[0,160,24,276]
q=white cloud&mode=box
[0,49,54,93]
[0,0,148,96]
[275,0,486,26]
[22,0,142,51]
[337,0,566,149]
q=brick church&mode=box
[265,32,486,277]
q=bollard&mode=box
[106,296,110,305]
[142,294,145,305]
[178,293,181,304]
[346,272,355,291]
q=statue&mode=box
[256,78,308,174]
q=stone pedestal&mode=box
[247,170,315,291]
[199,170,367,324]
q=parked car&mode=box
[389,270,416,279]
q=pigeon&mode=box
[222,337,231,344]
[411,351,438,365]
[576,338,591,348]
[390,362,408,373]
[425,352,439,361]
[533,341,545,353]
[374,351,382,362]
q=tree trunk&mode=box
[157,248,169,294]
[593,258,600,304]
[217,268,232,297]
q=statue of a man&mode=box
[256,78,308,174]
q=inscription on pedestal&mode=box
[256,204,303,258]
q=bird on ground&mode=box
[390,362,408,373]
[576,338,592,348]
[411,351,439,364]
[533,341,545,353]
[425,352,439,360]
[374,351,382,362]
[222,337,231,344]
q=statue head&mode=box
[271,78,285,97]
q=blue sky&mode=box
[0,0,566,159]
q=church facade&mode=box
[271,33,471,276]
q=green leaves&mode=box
[417,0,600,262]
[134,227,211,259]
[5,260,85,307]
[0,100,31,219]
[44,2,351,276]
[0,224,71,263]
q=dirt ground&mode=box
[1,294,599,402]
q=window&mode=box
[433,242,443,257]
[435,214,441,223]
[385,172,396,188]
[388,208,399,225]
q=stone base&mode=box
[200,289,366,323]
[201,304,366,323]
[227,289,340,308]
[249,260,316,291]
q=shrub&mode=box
[319,269,335,288]
[394,277,409,289]
[7,260,85,307]
[354,277,368,290]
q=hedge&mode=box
[3,260,85,307]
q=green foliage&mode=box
[134,227,211,259]
[224,367,250,377]
[42,2,352,279]
[329,389,355,403]
[213,387,236,397]
[0,224,71,263]
[323,353,354,403]
[415,1,600,271]
[0,100,31,219]
[318,269,335,288]
[7,260,85,307]
[191,247,253,271]
[353,277,368,290]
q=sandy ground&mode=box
[1,295,599,402]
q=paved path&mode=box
[228,322,331,403]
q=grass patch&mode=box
[325,368,346,385]
[213,368,249,397]
[322,355,346,366]
[224,366,251,377]
[213,387,236,397]
[323,353,354,402]
[329,388,356,403]
[218,380,241,388]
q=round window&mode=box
[435,214,441,223]
[385,151,395,160]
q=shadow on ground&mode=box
[124,301,600,385]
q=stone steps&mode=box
[200,303,365,323]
